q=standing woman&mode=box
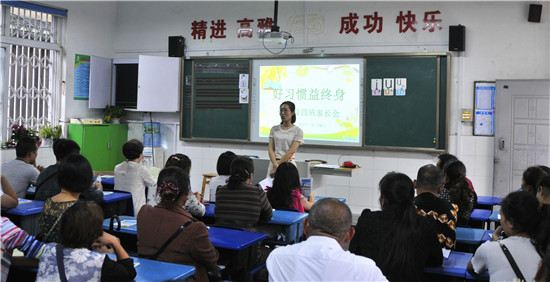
[268,101,304,178]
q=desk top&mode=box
[208,227,266,250]
[477,196,502,206]
[2,200,44,216]
[456,227,485,245]
[102,191,132,203]
[203,203,309,225]
[268,209,309,224]
[424,251,488,279]
[106,254,195,281]
[470,209,492,221]
[103,216,267,250]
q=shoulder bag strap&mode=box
[499,242,526,281]
[44,201,77,242]
[55,244,68,282]
[149,219,195,260]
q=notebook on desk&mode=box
[18,199,32,204]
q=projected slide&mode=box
[252,58,363,146]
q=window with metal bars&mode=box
[1,3,65,143]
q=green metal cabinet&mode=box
[68,124,128,171]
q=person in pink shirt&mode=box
[267,162,315,212]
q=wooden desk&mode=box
[1,199,44,236]
[424,251,489,280]
[106,254,195,281]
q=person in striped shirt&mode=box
[1,217,45,282]
[214,156,273,230]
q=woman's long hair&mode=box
[444,160,474,219]
[267,162,301,208]
[378,172,427,282]
[227,156,254,189]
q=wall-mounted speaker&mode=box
[528,4,542,23]
[449,25,465,52]
[168,36,185,57]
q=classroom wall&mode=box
[41,1,549,216]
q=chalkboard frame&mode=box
[179,53,450,153]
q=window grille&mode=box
[2,3,64,142]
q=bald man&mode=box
[266,198,387,281]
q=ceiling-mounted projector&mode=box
[261,31,291,44]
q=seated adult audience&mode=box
[214,156,273,230]
[114,139,156,215]
[468,191,541,280]
[159,153,205,217]
[137,166,218,281]
[1,217,45,282]
[414,164,458,249]
[436,153,475,192]
[1,136,44,198]
[208,151,237,202]
[267,198,386,281]
[34,138,103,202]
[39,154,92,243]
[440,160,475,225]
[267,162,315,212]
[36,201,136,281]
[520,166,547,196]
[349,172,442,282]
[1,174,19,209]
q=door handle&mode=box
[499,138,505,150]
[108,141,112,150]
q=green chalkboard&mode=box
[365,56,447,149]
[181,59,250,140]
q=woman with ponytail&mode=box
[440,160,475,225]
[214,156,273,230]
[349,172,442,282]
[137,166,218,281]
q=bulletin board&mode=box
[473,81,496,136]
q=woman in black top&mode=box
[349,172,442,282]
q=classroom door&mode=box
[494,79,550,198]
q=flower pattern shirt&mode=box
[36,243,104,281]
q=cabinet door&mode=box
[89,56,112,109]
[137,55,181,112]
[81,126,110,171]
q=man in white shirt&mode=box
[266,198,387,281]
[1,136,44,198]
